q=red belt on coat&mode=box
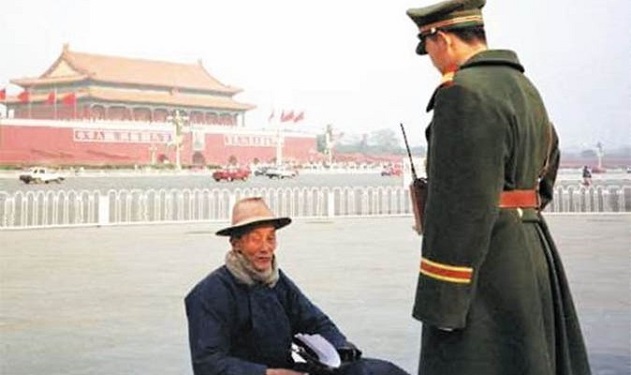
[499,190,539,208]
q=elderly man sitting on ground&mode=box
[185,197,409,375]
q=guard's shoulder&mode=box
[425,72,457,112]
[440,71,456,88]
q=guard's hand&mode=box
[266,369,306,375]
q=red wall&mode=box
[201,134,315,165]
[0,120,316,167]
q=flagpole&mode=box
[275,113,281,167]
[28,88,32,119]
[54,88,58,120]
[0,87,5,118]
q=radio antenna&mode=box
[399,123,418,180]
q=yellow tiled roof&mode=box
[11,75,87,86]
[88,87,255,110]
[4,87,255,111]
[11,45,242,94]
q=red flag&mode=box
[45,91,56,105]
[61,92,76,106]
[18,90,30,103]
[281,110,295,122]
[0,88,6,101]
[293,111,304,123]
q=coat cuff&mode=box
[412,258,475,329]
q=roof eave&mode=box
[11,75,89,87]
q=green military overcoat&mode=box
[413,50,591,375]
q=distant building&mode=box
[0,44,315,167]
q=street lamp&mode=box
[148,144,157,166]
[595,142,604,170]
[166,109,189,170]
[324,124,335,166]
[275,125,284,167]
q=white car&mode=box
[265,166,298,179]
[18,167,65,184]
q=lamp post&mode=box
[324,124,334,166]
[148,144,157,166]
[166,109,189,170]
[595,142,604,171]
[275,124,284,167]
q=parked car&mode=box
[591,166,606,174]
[253,166,271,176]
[19,167,65,184]
[265,166,298,179]
[212,166,251,182]
[380,165,403,177]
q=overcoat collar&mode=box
[426,49,525,112]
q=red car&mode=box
[212,166,251,182]
[380,165,403,177]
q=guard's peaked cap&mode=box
[407,0,486,55]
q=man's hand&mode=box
[266,368,306,375]
[337,342,362,363]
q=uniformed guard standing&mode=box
[405,1,592,374]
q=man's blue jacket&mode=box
[185,266,347,375]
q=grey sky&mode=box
[1,0,629,149]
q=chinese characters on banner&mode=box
[224,134,277,147]
[73,129,173,143]
[73,129,278,149]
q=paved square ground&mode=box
[1,215,630,374]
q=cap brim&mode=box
[416,41,427,55]
[215,217,292,236]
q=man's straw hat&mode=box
[215,197,291,236]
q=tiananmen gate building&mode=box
[0,44,316,167]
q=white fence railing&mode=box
[1,185,629,229]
